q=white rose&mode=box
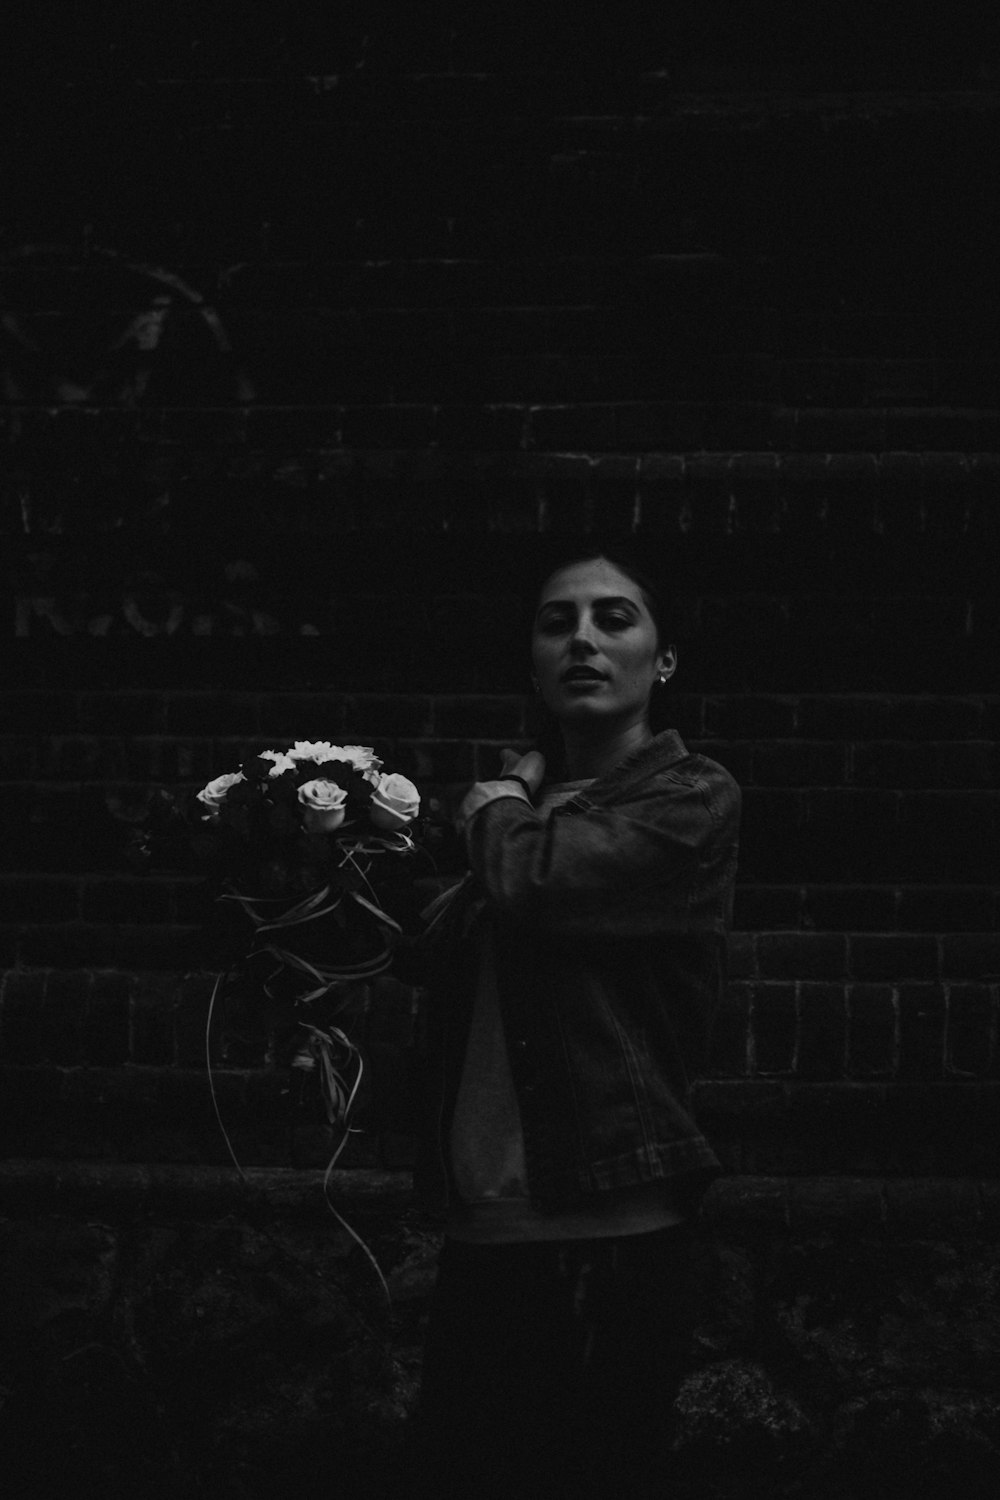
[196,772,245,819]
[297,778,348,831]
[258,750,296,777]
[369,771,420,830]
[339,744,383,773]
[289,741,341,762]
[288,741,382,774]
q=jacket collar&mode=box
[547,729,690,809]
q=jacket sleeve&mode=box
[461,774,731,934]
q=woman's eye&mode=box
[598,615,631,630]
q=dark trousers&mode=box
[399,1223,696,1499]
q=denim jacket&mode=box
[416,730,741,1214]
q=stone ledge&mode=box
[1,1159,997,1238]
[0,1158,413,1222]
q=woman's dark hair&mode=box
[525,540,688,780]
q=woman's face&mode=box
[531,558,676,729]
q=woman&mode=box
[405,546,741,1498]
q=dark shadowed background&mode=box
[1,4,998,1496]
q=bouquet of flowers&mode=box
[198,740,420,1092]
[135,738,421,1152]
[126,739,432,1295]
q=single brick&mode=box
[882,1177,983,1237]
[175,973,218,1068]
[2,692,77,733]
[538,459,598,535]
[339,405,431,449]
[702,696,799,739]
[800,791,900,883]
[164,692,261,736]
[847,984,898,1078]
[787,1176,885,1236]
[726,932,756,981]
[750,983,798,1076]
[130,974,180,1067]
[803,886,897,933]
[436,404,525,449]
[782,1083,891,1175]
[693,1078,785,1127]
[897,886,993,933]
[346,695,434,738]
[77,693,167,734]
[799,695,981,741]
[796,984,848,1081]
[980,1180,1000,1236]
[876,450,931,535]
[706,984,750,1078]
[736,789,807,883]
[848,934,939,982]
[255,692,349,741]
[41,970,89,1067]
[0,876,80,924]
[0,971,48,1064]
[0,737,39,779]
[44,735,123,780]
[682,461,734,535]
[896,983,947,1081]
[791,406,886,451]
[756,932,847,982]
[751,741,847,787]
[887,408,1000,449]
[854,740,996,790]
[81,878,175,925]
[432,697,526,740]
[898,792,999,882]
[726,455,783,535]
[945,984,998,1078]
[635,454,687,534]
[702,1176,790,1236]
[245,404,343,447]
[940,933,1000,981]
[880,1084,986,1175]
[734,885,803,931]
[591,456,640,533]
[83,973,132,1066]
[618,401,710,451]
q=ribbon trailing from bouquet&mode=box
[206,860,406,1302]
[205,967,391,1303]
[220,876,403,1002]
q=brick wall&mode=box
[2,7,999,1183]
[3,9,1000,1493]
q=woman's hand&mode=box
[499,747,546,796]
